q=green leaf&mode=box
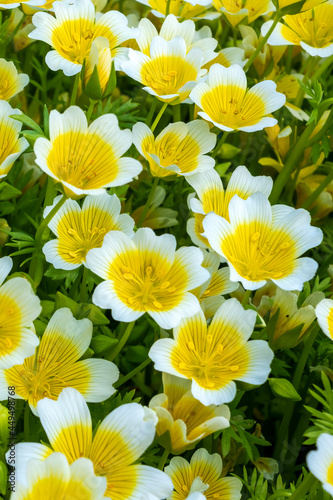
[83,65,103,101]
[0,182,22,201]
[269,378,302,401]
[10,113,44,135]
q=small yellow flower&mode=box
[149,373,230,454]
[43,193,134,270]
[0,256,41,370]
[0,100,29,179]
[0,59,29,100]
[12,453,107,500]
[149,299,274,405]
[262,1,333,57]
[83,37,112,95]
[11,388,173,500]
[316,299,333,340]
[165,448,242,500]
[132,120,216,178]
[135,0,218,20]
[307,433,333,496]
[203,193,323,291]
[211,0,275,27]
[186,165,273,248]
[0,308,119,414]
[34,106,142,197]
[190,64,286,132]
[85,228,210,329]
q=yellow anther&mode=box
[160,281,171,289]
[168,286,176,293]
[153,300,163,309]
[73,33,81,42]
[123,273,134,280]
[217,344,224,352]
[68,251,79,258]
[207,381,215,388]
[251,232,261,242]
[179,362,187,369]
[280,242,290,249]
[67,228,77,236]
[207,334,213,343]
[127,297,135,305]
[146,266,153,276]
[229,365,239,372]
[181,485,188,492]
[188,341,195,350]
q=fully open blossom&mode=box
[86,228,210,329]
[165,448,242,500]
[316,299,333,340]
[149,373,230,454]
[12,453,108,500]
[203,192,323,291]
[0,308,119,414]
[43,194,134,270]
[0,256,41,370]
[29,0,138,75]
[307,433,333,496]
[211,0,275,27]
[186,165,273,248]
[132,121,216,178]
[34,106,142,197]
[190,64,286,132]
[11,388,173,500]
[149,299,273,406]
[262,1,333,58]
[0,100,29,179]
[0,59,29,100]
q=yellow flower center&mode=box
[148,0,206,18]
[282,6,333,48]
[0,295,21,356]
[0,122,20,166]
[52,21,96,64]
[327,461,333,485]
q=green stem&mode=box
[146,100,157,126]
[114,358,151,389]
[137,177,159,228]
[107,321,135,362]
[285,45,293,74]
[158,449,169,470]
[151,102,168,132]
[212,131,228,158]
[70,73,80,106]
[35,195,67,245]
[308,106,333,147]
[314,54,333,79]
[241,290,251,307]
[173,104,181,122]
[24,403,30,442]
[80,266,88,303]
[243,11,282,72]
[165,0,172,15]
[86,100,96,121]
[302,167,333,210]
[288,473,317,500]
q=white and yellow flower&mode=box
[149,373,230,454]
[34,106,142,197]
[0,0,43,9]
[190,64,286,132]
[132,120,216,178]
[277,0,326,9]
[204,47,246,71]
[186,165,273,248]
[316,299,333,340]
[135,0,218,20]
[262,1,333,58]
[11,388,173,500]
[307,433,333,497]
[149,299,274,406]
[0,100,29,179]
[43,193,134,270]
[85,228,210,329]
[29,0,138,76]
[211,0,275,27]
[0,59,29,100]
[12,453,108,500]
[83,37,112,95]
[165,448,242,500]
[0,256,41,370]
[0,308,119,414]
[203,193,323,291]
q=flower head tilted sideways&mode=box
[11,388,174,500]
[165,448,242,500]
[85,228,210,329]
[11,453,108,500]
[0,59,29,100]
[186,165,273,248]
[43,193,134,270]
[211,0,275,27]
[262,1,333,58]
[203,193,323,291]
[149,299,274,406]
[149,373,230,454]
[0,100,29,179]
[0,308,119,415]
[34,106,142,197]
[29,0,139,75]
[0,0,43,9]
[190,64,286,132]
[307,433,333,496]
[0,256,41,369]
[315,298,333,340]
[83,37,112,96]
[135,0,218,20]
[132,120,216,178]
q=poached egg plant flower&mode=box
[189,64,286,132]
[149,298,274,406]
[315,298,333,340]
[86,228,210,329]
[0,59,29,100]
[203,192,323,291]
[307,433,333,497]
[0,100,29,179]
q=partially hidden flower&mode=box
[0,308,119,414]
[316,298,333,340]
[307,433,333,496]
[149,373,230,454]
[0,256,41,370]
[211,0,275,27]
[11,453,108,500]
[186,165,273,248]
[83,37,112,96]
[29,0,138,76]
[85,228,210,329]
[165,448,242,500]
[204,47,246,71]
[11,388,173,500]
[34,106,142,197]
[0,100,29,179]
[0,59,29,100]
[297,174,333,220]
[190,64,286,132]
[0,0,43,10]
[135,0,218,20]
[132,120,216,178]
[43,193,134,270]
[277,0,326,9]
[262,1,333,58]
[131,186,178,229]
[203,192,323,291]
